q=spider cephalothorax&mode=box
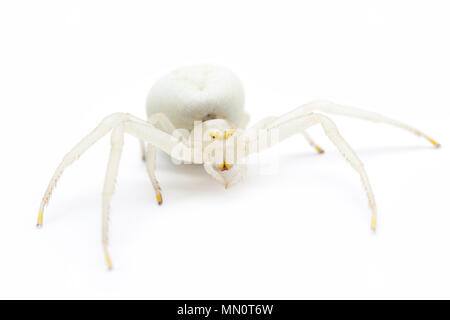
[37,64,440,269]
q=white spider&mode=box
[37,65,440,269]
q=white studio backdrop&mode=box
[0,1,449,299]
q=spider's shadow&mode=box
[46,143,439,224]
[155,144,438,200]
[345,144,436,157]
[282,144,436,161]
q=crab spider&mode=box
[37,65,440,269]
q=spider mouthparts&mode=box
[218,161,231,171]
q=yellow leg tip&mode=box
[427,137,441,148]
[36,211,43,228]
[371,215,377,232]
[104,250,113,270]
[315,146,325,154]
[156,192,163,205]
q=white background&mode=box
[0,1,449,299]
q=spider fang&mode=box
[219,161,231,171]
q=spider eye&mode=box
[209,132,219,140]
[224,130,235,140]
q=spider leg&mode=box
[38,113,189,268]
[97,121,188,269]
[301,131,325,154]
[254,113,377,230]
[272,100,440,147]
[140,113,178,161]
[104,121,177,269]
[249,116,325,154]
[145,144,163,205]
[37,113,143,227]
[102,124,125,270]
[140,140,147,161]
[37,113,182,227]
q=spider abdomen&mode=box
[146,65,246,130]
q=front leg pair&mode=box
[256,101,439,230]
[37,113,146,228]
[272,100,440,148]
[257,113,377,230]
[37,113,186,269]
